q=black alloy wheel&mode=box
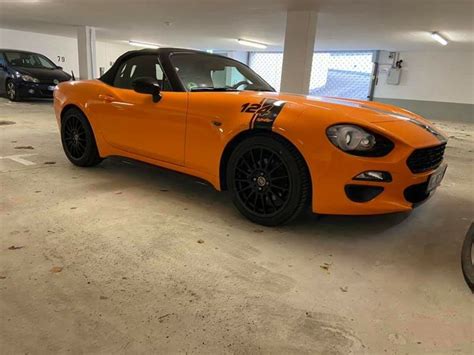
[227,134,310,226]
[64,115,87,159]
[461,223,474,292]
[234,146,290,215]
[61,108,102,167]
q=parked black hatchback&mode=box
[0,49,72,101]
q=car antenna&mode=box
[71,70,76,81]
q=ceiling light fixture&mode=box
[237,39,268,49]
[128,40,160,49]
[431,32,448,46]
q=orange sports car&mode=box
[54,48,448,226]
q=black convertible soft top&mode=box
[99,48,233,92]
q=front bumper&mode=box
[310,144,446,215]
[17,81,57,98]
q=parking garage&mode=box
[0,1,473,353]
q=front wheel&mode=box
[227,134,310,226]
[61,108,102,167]
[6,80,20,101]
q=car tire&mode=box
[461,223,474,292]
[227,134,310,226]
[61,108,102,167]
[6,80,20,101]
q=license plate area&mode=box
[48,85,56,91]
[427,164,447,193]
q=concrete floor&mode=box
[0,97,472,354]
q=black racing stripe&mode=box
[248,99,286,130]
[360,105,447,143]
[253,100,286,130]
[405,119,447,143]
[250,99,269,129]
[249,98,267,129]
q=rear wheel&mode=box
[6,80,20,101]
[61,108,102,167]
[227,134,310,226]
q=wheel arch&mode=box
[59,103,103,165]
[60,104,84,122]
[59,103,103,155]
[219,129,312,193]
[60,103,98,133]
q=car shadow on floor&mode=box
[73,156,474,286]
[85,156,412,240]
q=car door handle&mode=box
[98,94,116,103]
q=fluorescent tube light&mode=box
[237,39,267,49]
[431,32,448,46]
[128,40,160,49]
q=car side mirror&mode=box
[132,77,162,103]
[56,66,63,70]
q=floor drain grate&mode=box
[0,120,16,126]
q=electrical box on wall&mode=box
[387,67,402,85]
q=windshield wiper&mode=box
[190,87,239,92]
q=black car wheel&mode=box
[61,108,102,167]
[461,223,474,292]
[6,80,20,101]
[227,134,310,226]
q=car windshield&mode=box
[171,52,274,92]
[4,51,57,69]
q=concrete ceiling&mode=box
[0,0,473,51]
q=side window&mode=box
[112,55,172,91]
[38,56,53,68]
[211,66,248,88]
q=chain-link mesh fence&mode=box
[248,52,284,91]
[249,51,374,100]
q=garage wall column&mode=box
[77,26,97,80]
[280,11,317,94]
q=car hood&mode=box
[237,90,442,129]
[13,66,71,82]
[243,91,426,123]
[228,91,447,146]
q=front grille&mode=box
[407,143,446,173]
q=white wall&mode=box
[0,28,132,79]
[96,41,132,76]
[2,28,472,106]
[374,50,474,105]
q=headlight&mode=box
[326,124,394,157]
[21,75,39,83]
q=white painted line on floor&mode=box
[0,154,38,166]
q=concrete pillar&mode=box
[77,26,97,80]
[280,11,317,94]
